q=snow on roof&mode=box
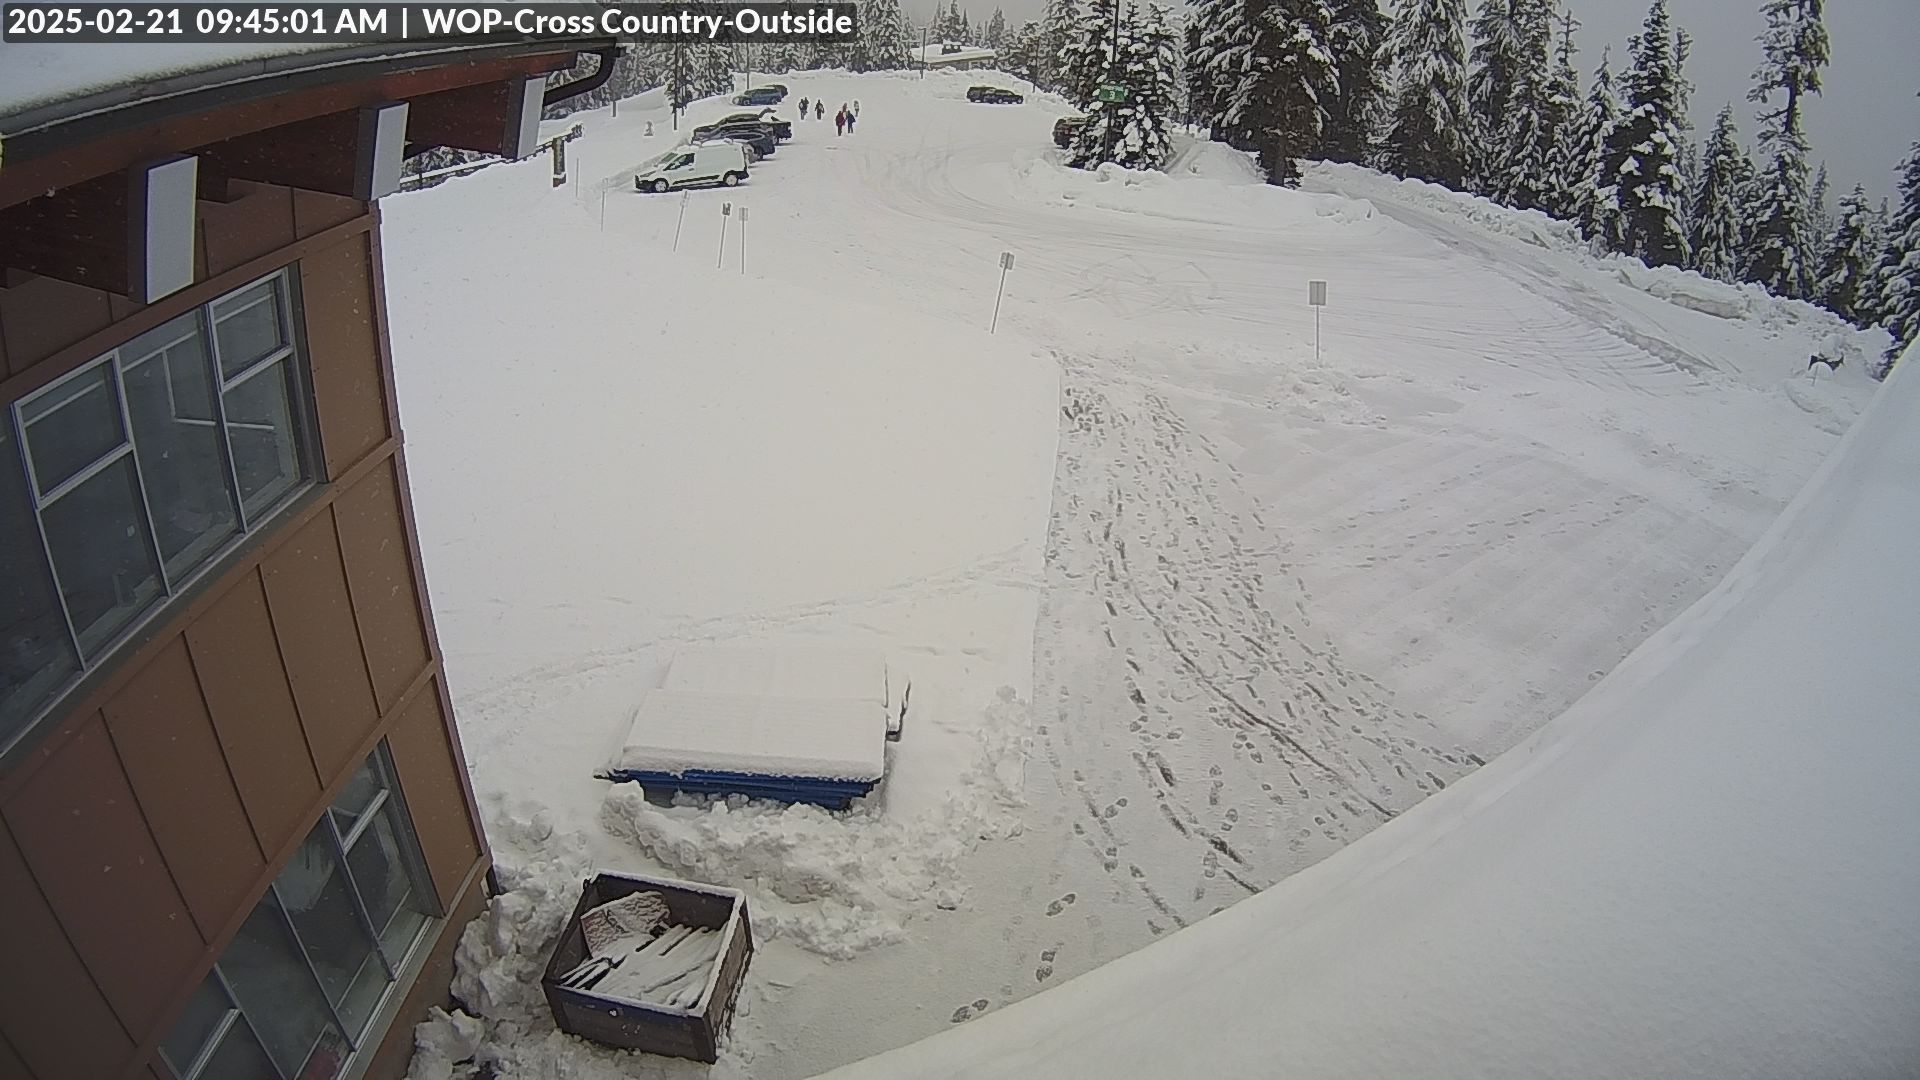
[910,44,997,64]
[821,351,1920,1076]
[614,690,888,783]
[0,43,359,123]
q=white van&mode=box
[632,143,748,193]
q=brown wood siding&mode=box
[300,235,391,478]
[0,825,134,1080]
[336,459,431,714]
[294,188,363,237]
[261,509,381,785]
[1,717,205,1037]
[200,181,298,279]
[185,569,323,855]
[101,639,267,941]
[386,683,480,909]
[0,272,117,374]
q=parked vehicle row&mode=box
[967,85,1024,104]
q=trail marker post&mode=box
[1308,279,1327,362]
[718,202,732,268]
[991,251,1015,333]
[738,206,749,275]
[672,191,689,250]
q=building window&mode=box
[0,268,315,754]
[162,745,438,1080]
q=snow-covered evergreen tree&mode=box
[1487,0,1554,210]
[1807,160,1832,249]
[1570,50,1624,246]
[1315,0,1390,164]
[1540,7,1583,219]
[664,42,698,111]
[1601,0,1689,267]
[1743,0,1828,298]
[1689,105,1751,282]
[1186,0,1253,142]
[850,0,916,71]
[1858,195,1893,326]
[1069,2,1180,170]
[1037,0,1085,93]
[1815,184,1875,324]
[1466,0,1525,194]
[1060,0,1120,108]
[1231,0,1339,185]
[1383,0,1469,188]
[986,8,1008,50]
[694,43,736,98]
[1876,139,1920,377]
[936,0,965,42]
[1003,20,1047,84]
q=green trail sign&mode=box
[1095,84,1129,103]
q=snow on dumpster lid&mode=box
[660,645,888,706]
[614,690,888,783]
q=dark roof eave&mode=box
[0,38,617,157]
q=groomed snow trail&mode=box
[387,72,1878,1078]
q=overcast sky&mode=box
[950,0,1918,204]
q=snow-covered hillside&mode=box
[381,71,1889,1079]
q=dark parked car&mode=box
[967,86,1025,104]
[1052,116,1086,148]
[734,86,786,106]
[694,126,777,161]
[712,110,792,141]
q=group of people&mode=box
[796,97,860,135]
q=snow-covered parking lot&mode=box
[382,71,1884,1078]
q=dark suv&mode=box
[734,86,786,106]
[694,126,777,161]
[967,86,1024,104]
[711,110,792,141]
[1052,116,1086,147]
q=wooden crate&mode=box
[541,871,753,1063]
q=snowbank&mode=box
[821,349,1920,1077]
[601,686,1029,958]
[1014,156,1381,232]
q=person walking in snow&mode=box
[846,106,856,133]
[799,96,809,116]
[835,107,846,136]
[815,100,825,120]
[853,100,860,118]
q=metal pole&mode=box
[922,27,929,78]
[1106,0,1120,165]
[990,264,1009,333]
[600,188,608,231]
[1314,306,1321,362]
[717,213,729,268]
[739,211,747,274]
[673,193,687,249]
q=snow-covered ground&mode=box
[823,344,1920,1079]
[381,70,1886,1079]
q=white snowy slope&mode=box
[385,71,1887,1079]
[821,348,1920,1078]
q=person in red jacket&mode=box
[835,106,846,136]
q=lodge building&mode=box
[0,37,612,1080]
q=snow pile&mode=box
[1313,162,1578,250]
[821,352,1920,1078]
[1016,156,1380,231]
[612,690,888,781]
[1163,137,1264,185]
[1605,258,1758,320]
[600,687,1029,959]
[407,804,757,1080]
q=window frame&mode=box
[162,743,443,1080]
[0,266,321,760]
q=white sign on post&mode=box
[1308,279,1327,361]
[991,251,1016,333]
